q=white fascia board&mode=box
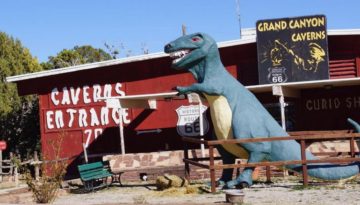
[328,29,360,36]
[6,52,167,83]
[246,77,360,93]
[97,91,181,101]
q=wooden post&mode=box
[118,108,125,155]
[198,96,205,157]
[34,151,40,181]
[279,95,286,130]
[183,143,190,181]
[0,150,2,182]
[15,153,20,186]
[300,139,308,186]
[9,152,13,177]
[209,145,216,193]
[82,143,88,163]
[14,165,18,187]
[265,166,272,183]
[350,137,355,157]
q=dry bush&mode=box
[25,133,67,203]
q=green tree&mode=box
[44,45,112,69]
[0,31,43,156]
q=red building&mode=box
[6,29,360,178]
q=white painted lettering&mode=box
[46,111,55,129]
[122,108,131,124]
[112,109,121,124]
[104,84,112,98]
[83,85,91,104]
[321,98,327,110]
[354,97,360,108]
[66,109,77,127]
[313,99,320,110]
[79,109,88,127]
[101,107,109,125]
[61,87,71,105]
[306,100,313,111]
[70,87,81,105]
[346,97,352,108]
[84,129,92,148]
[115,83,125,96]
[55,110,64,128]
[51,88,60,106]
[90,108,100,126]
[93,84,101,102]
[334,98,341,109]
[94,128,103,139]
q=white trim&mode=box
[246,77,360,93]
[6,52,167,83]
[328,29,360,36]
[97,91,181,100]
[6,29,360,83]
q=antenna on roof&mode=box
[182,24,187,36]
[235,0,242,39]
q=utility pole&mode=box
[182,24,187,36]
[235,0,242,38]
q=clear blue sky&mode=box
[1,0,360,63]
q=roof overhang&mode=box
[246,77,360,97]
[6,28,360,84]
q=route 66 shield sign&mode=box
[267,67,288,83]
[176,105,209,137]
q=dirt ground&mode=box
[1,176,360,204]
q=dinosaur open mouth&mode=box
[169,49,191,64]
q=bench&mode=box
[78,161,113,192]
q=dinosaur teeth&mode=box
[169,49,190,64]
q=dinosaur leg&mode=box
[226,152,266,189]
[216,145,236,187]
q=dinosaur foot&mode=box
[224,180,250,189]
[207,180,226,188]
[235,182,250,189]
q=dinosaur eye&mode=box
[191,37,201,42]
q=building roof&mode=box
[6,28,360,83]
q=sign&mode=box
[256,15,329,84]
[0,141,7,151]
[176,105,209,137]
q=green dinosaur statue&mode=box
[164,32,360,188]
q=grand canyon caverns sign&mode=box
[256,15,329,84]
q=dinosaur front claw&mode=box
[175,86,188,95]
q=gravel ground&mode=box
[1,177,360,204]
[52,177,360,205]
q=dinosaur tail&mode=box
[284,119,360,180]
[272,140,359,181]
[347,118,360,133]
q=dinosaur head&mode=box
[164,32,217,70]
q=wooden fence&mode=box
[0,151,41,185]
[182,130,360,193]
